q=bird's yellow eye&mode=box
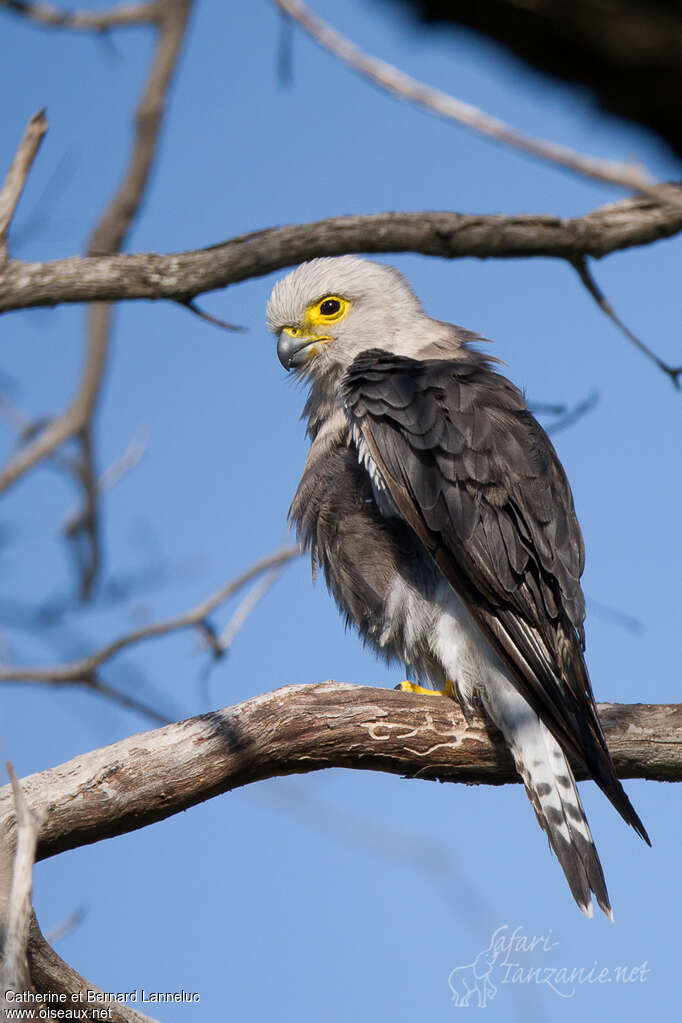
[308,295,349,325]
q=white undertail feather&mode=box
[429,587,612,919]
[480,673,613,920]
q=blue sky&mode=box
[1,1,681,1019]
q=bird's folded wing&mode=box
[342,348,648,841]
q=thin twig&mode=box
[85,677,172,725]
[0,0,161,30]
[527,400,568,416]
[0,109,48,261]
[544,390,599,435]
[571,255,682,389]
[216,567,285,654]
[277,5,294,86]
[1,763,46,1000]
[587,598,645,636]
[0,546,300,686]
[0,324,109,496]
[273,0,681,207]
[181,298,248,332]
[28,911,160,1023]
[43,908,86,946]
[61,433,147,537]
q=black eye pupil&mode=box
[320,299,341,316]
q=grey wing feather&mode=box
[342,348,648,844]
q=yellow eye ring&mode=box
[307,295,350,326]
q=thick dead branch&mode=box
[0,110,48,262]
[0,684,678,863]
[1,193,682,314]
[274,0,675,203]
[0,0,161,31]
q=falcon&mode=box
[267,255,649,918]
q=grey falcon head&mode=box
[266,256,424,375]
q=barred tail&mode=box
[481,673,612,920]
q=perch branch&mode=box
[0,683,679,863]
[1,193,682,314]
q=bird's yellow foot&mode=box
[395,680,442,695]
[395,679,457,697]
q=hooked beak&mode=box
[277,331,331,371]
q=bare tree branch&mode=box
[0,323,108,496]
[86,0,191,258]
[0,546,300,687]
[0,110,48,262]
[0,684,679,864]
[388,0,682,160]
[67,0,192,598]
[0,0,161,31]
[274,0,681,206]
[1,193,681,315]
[60,432,146,537]
[0,0,193,603]
[571,255,682,389]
